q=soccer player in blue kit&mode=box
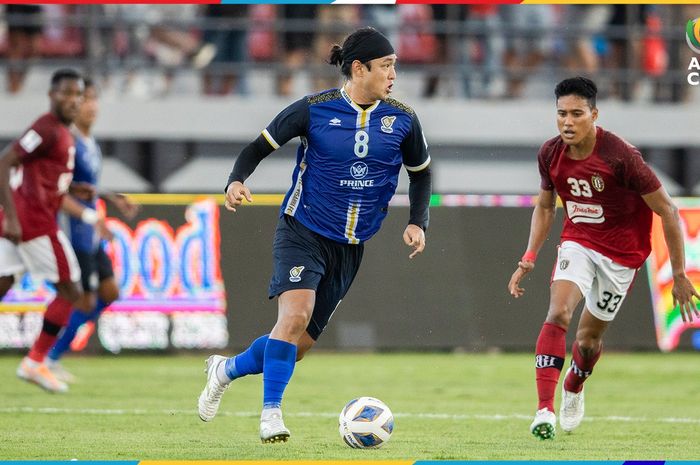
[45,78,139,382]
[198,27,432,443]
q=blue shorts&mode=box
[75,245,114,293]
[269,215,364,340]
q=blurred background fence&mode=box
[0,4,699,196]
[0,5,698,353]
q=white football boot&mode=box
[45,360,76,384]
[197,355,229,422]
[260,407,290,443]
[560,368,585,432]
[530,408,556,440]
[16,357,68,393]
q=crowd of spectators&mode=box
[0,4,698,102]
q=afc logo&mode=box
[350,161,368,180]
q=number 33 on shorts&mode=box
[553,241,635,322]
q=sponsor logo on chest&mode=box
[340,161,374,189]
[566,200,605,224]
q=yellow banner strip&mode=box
[126,193,286,206]
[0,303,45,313]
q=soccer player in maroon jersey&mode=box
[0,69,90,393]
[508,77,700,440]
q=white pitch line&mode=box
[0,407,699,425]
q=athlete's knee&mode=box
[55,281,81,303]
[276,290,315,339]
[545,308,572,329]
[98,279,119,304]
[575,330,602,357]
[281,310,312,336]
[577,342,600,360]
[74,292,96,313]
[0,275,15,299]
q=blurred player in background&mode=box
[508,76,700,440]
[45,78,139,382]
[198,27,432,443]
[0,69,87,393]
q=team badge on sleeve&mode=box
[289,266,305,283]
[591,173,605,192]
[380,116,396,134]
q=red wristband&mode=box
[521,251,537,263]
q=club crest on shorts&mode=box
[380,116,396,134]
[559,259,570,271]
[591,173,605,192]
[289,266,305,283]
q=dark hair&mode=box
[555,76,597,108]
[329,44,349,77]
[50,68,82,89]
[329,27,387,78]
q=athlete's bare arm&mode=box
[642,187,700,322]
[509,189,557,298]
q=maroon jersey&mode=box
[11,113,75,241]
[538,126,661,268]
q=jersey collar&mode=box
[340,86,380,129]
[341,86,380,113]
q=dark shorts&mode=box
[6,5,42,36]
[269,215,364,340]
[75,246,114,293]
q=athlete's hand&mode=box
[69,182,97,201]
[112,193,140,220]
[2,215,21,244]
[403,224,425,259]
[508,259,535,298]
[672,273,700,323]
[225,181,253,212]
[96,216,114,241]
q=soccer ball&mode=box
[338,396,394,448]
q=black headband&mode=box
[342,30,394,65]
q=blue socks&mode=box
[48,298,107,362]
[262,338,297,409]
[220,335,298,409]
[225,334,269,380]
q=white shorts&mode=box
[0,231,81,284]
[552,241,637,322]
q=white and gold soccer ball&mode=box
[338,396,394,448]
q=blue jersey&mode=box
[263,88,430,244]
[68,131,102,252]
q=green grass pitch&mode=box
[1,352,699,460]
